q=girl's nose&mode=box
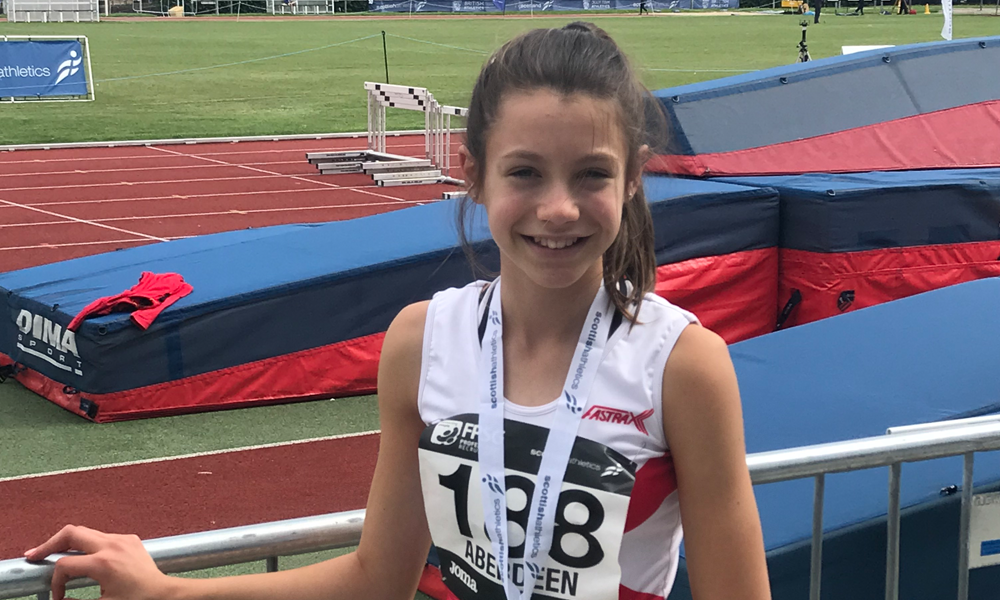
[536,185,580,226]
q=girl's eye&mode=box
[583,169,611,179]
[509,168,537,179]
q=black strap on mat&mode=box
[775,289,802,331]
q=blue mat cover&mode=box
[669,278,1000,599]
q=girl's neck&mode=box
[498,268,604,348]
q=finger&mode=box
[51,555,104,600]
[26,525,106,560]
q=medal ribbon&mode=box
[478,277,613,600]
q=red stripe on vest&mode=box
[624,452,678,534]
[620,583,665,600]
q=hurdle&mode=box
[365,82,468,180]
[306,82,467,187]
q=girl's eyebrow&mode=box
[500,149,544,162]
[500,149,620,163]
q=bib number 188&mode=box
[438,464,605,569]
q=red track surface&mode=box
[1,434,380,559]
[1,137,455,561]
[0,135,458,273]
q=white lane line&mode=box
[0,239,156,251]
[0,196,168,242]
[151,146,427,206]
[0,160,306,179]
[4,183,419,209]
[0,173,283,192]
[0,141,436,165]
[0,199,426,227]
[0,429,380,483]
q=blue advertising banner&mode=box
[369,0,735,11]
[0,40,88,99]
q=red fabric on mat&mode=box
[647,101,1000,177]
[3,331,384,422]
[778,241,1000,329]
[655,248,778,344]
[68,272,194,331]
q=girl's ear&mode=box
[458,145,480,202]
[626,144,651,201]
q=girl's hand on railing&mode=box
[24,525,174,600]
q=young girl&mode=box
[25,22,770,600]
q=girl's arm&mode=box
[661,324,770,600]
[26,301,433,600]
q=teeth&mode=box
[532,237,579,249]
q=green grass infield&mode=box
[0,13,996,144]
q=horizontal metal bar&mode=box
[362,159,432,171]
[307,151,369,161]
[748,421,1000,484]
[0,510,365,600]
[379,177,443,187]
[373,170,441,181]
[317,162,365,173]
[887,414,1000,435]
[363,81,430,96]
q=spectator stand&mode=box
[264,0,336,14]
[5,0,99,21]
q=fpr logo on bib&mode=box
[431,420,464,446]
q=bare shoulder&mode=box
[660,323,742,444]
[383,301,430,356]
[663,323,734,390]
[377,301,430,415]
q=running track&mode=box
[1,135,456,560]
[0,135,457,273]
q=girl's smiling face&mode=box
[462,89,639,292]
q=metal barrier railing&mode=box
[0,510,365,600]
[4,418,1000,600]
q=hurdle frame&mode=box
[364,82,467,177]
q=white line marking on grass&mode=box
[152,146,430,206]
[0,429,381,483]
[0,197,168,242]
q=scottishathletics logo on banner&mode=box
[0,40,89,99]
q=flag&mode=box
[492,0,505,9]
[941,0,953,40]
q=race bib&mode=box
[419,413,636,600]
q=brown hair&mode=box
[457,21,664,323]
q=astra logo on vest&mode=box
[582,406,654,435]
[14,309,83,375]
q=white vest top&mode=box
[417,281,698,600]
